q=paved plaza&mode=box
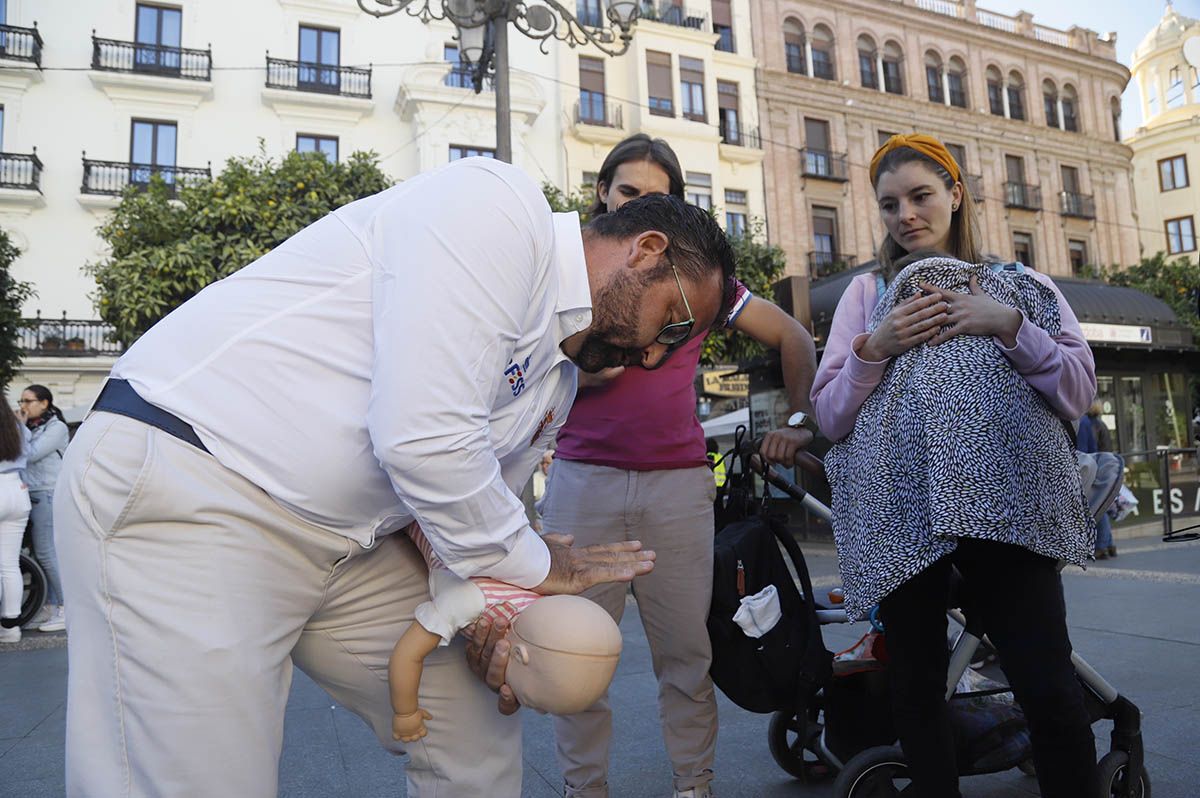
[2,533,1198,797]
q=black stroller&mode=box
[713,442,1149,798]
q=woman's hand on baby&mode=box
[393,708,433,742]
[921,276,1022,348]
[858,291,950,361]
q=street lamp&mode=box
[359,0,640,163]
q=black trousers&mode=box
[878,539,1098,798]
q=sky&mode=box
[974,0,1200,132]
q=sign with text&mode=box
[701,369,749,397]
[1079,323,1153,345]
[1114,463,1200,528]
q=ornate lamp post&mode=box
[359,0,639,163]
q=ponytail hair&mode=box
[24,384,66,424]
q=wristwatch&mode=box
[786,411,814,431]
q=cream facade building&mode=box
[750,0,1139,282]
[1,0,765,415]
[1126,2,1200,262]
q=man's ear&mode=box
[628,230,670,270]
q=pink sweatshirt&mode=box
[811,270,1097,443]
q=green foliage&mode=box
[542,182,593,222]
[700,218,788,367]
[1093,252,1200,340]
[0,230,34,393]
[89,148,392,345]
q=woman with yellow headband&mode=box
[811,134,1099,796]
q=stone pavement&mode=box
[2,534,1198,797]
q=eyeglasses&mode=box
[17,399,37,405]
[654,263,695,348]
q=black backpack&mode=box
[708,440,832,714]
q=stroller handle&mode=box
[737,439,833,523]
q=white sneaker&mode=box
[38,605,66,633]
[0,624,21,643]
[673,786,714,798]
[23,605,52,629]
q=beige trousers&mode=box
[539,459,717,797]
[54,413,522,797]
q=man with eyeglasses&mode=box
[53,157,736,797]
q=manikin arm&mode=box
[389,623,444,742]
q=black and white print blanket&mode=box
[826,257,1095,621]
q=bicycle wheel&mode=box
[17,553,47,629]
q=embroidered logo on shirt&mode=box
[505,356,532,397]
[530,409,554,447]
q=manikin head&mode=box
[504,595,623,715]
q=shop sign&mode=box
[1115,475,1200,527]
[702,369,749,397]
[1079,323,1153,345]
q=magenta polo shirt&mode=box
[555,282,751,471]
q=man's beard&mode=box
[571,271,647,373]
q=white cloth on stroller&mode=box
[732,585,782,638]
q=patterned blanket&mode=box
[826,257,1095,620]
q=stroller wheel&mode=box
[1096,751,1151,798]
[767,710,830,780]
[1017,758,1037,776]
[832,745,912,797]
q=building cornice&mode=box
[0,64,43,92]
[0,188,45,214]
[394,64,545,125]
[89,70,214,109]
[261,87,375,125]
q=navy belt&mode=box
[92,379,210,454]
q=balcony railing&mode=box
[1060,191,1095,219]
[19,313,123,358]
[265,56,372,99]
[92,36,212,81]
[720,124,760,149]
[965,174,984,202]
[809,251,857,279]
[1004,181,1042,211]
[81,158,211,197]
[574,98,623,129]
[0,151,42,191]
[0,24,43,67]
[444,63,492,91]
[800,148,848,181]
[639,1,707,29]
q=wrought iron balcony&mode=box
[1060,191,1095,219]
[1003,181,1042,211]
[574,98,623,129]
[0,151,42,191]
[0,24,42,67]
[639,1,707,30]
[265,56,372,99]
[19,313,123,358]
[809,251,857,279]
[720,124,760,149]
[81,157,211,198]
[800,148,848,181]
[444,63,492,91]
[92,36,212,81]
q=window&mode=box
[986,66,1004,116]
[578,56,607,124]
[810,25,834,80]
[882,42,903,95]
[449,145,495,160]
[1068,239,1089,275]
[647,51,673,116]
[298,25,340,92]
[576,0,603,28]
[444,44,471,89]
[135,4,182,73]
[712,0,734,53]
[1158,155,1189,191]
[804,117,832,175]
[685,171,712,211]
[947,57,967,107]
[858,35,877,90]
[680,57,706,122]
[783,20,805,75]
[811,206,840,273]
[1167,66,1185,110]
[1111,97,1122,142]
[1166,216,1196,254]
[725,189,747,238]
[1005,154,1028,206]
[1061,85,1079,132]
[925,51,943,103]
[1060,165,1080,196]
[878,129,898,147]
[946,143,967,175]
[297,134,338,163]
[582,171,598,190]
[1043,80,1059,129]
[1012,231,1034,268]
[1007,72,1025,120]
[717,80,739,145]
[130,119,177,186]
[0,106,4,152]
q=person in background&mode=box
[705,437,726,489]
[0,406,31,644]
[541,133,816,798]
[17,385,69,632]
[1083,401,1117,559]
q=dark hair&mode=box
[0,408,22,462]
[871,145,982,281]
[589,134,686,217]
[586,193,737,326]
[705,437,719,453]
[24,384,66,424]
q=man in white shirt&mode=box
[54,157,735,797]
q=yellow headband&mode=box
[870,134,961,184]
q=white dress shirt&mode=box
[112,158,591,588]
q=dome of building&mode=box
[1133,2,1200,64]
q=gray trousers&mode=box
[30,489,63,606]
[539,459,717,796]
[54,413,522,797]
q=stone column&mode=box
[875,51,885,92]
[1001,79,1011,118]
[942,67,951,106]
